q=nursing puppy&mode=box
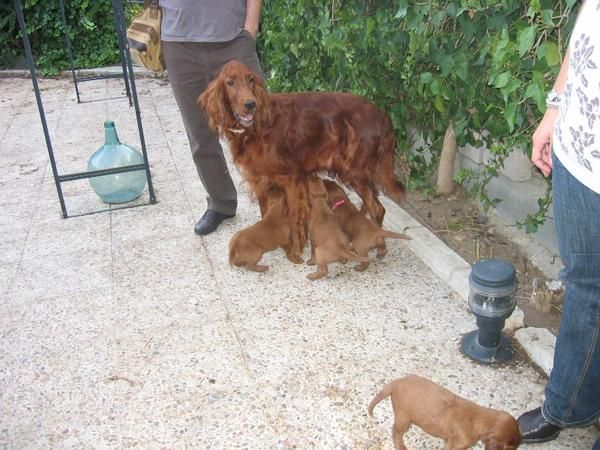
[306,176,369,280]
[323,179,410,271]
[229,187,301,272]
[368,375,521,450]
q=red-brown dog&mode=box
[368,375,522,450]
[199,60,406,262]
[229,187,302,272]
[306,176,369,280]
[323,179,411,270]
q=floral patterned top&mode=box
[554,0,600,194]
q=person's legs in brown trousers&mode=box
[162,32,262,234]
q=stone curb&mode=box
[515,327,556,375]
[381,196,555,377]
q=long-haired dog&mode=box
[368,375,522,450]
[323,179,411,271]
[199,60,406,261]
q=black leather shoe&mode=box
[194,209,235,235]
[518,407,562,443]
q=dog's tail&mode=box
[368,380,396,417]
[377,229,412,241]
[376,125,406,205]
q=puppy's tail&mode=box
[368,381,395,417]
[378,229,412,241]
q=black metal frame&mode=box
[59,0,133,105]
[14,0,156,218]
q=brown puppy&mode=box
[324,179,411,271]
[306,176,370,280]
[368,375,522,450]
[229,187,302,272]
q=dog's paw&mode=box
[248,264,268,272]
[288,255,304,264]
[354,263,369,272]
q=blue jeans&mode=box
[542,153,600,431]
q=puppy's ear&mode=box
[485,438,518,450]
[198,77,231,135]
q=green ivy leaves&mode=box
[259,0,579,231]
[518,26,537,56]
[1,1,141,75]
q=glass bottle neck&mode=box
[104,125,121,145]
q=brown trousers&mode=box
[162,32,262,215]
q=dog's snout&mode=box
[244,100,256,111]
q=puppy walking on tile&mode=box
[306,176,369,280]
[323,179,411,271]
[229,186,301,272]
[368,375,521,450]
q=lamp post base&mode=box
[461,329,513,363]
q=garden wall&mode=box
[455,143,560,277]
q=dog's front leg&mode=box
[248,175,272,217]
[274,175,308,260]
[307,238,316,265]
[307,263,328,280]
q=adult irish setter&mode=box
[199,60,405,261]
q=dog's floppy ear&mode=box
[198,76,232,136]
[253,73,272,127]
[484,437,519,450]
[483,414,521,450]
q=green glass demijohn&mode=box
[88,121,147,203]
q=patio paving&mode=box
[0,74,597,449]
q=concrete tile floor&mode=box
[0,76,598,449]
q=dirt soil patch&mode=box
[403,187,562,335]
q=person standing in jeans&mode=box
[160,1,263,235]
[517,1,600,447]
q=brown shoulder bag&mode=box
[126,0,165,72]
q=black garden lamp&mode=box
[461,259,517,364]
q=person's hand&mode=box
[531,108,559,177]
